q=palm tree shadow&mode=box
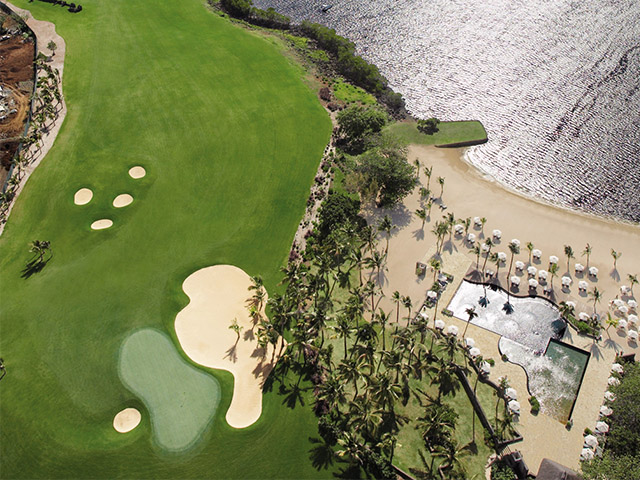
[412,228,425,240]
[610,268,621,282]
[603,338,621,351]
[21,257,51,279]
[279,381,307,409]
[308,437,335,471]
[334,462,364,479]
[224,344,238,363]
[589,342,603,361]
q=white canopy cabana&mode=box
[482,243,491,253]
[527,266,537,277]
[427,290,438,300]
[628,300,638,309]
[532,249,542,259]
[628,329,638,342]
[607,376,620,387]
[589,266,599,277]
[611,363,624,374]
[580,448,595,461]
[549,255,559,265]
[447,325,459,336]
[567,300,577,309]
[454,224,464,234]
[497,252,507,262]
[480,361,491,375]
[579,312,590,321]
[562,276,572,286]
[505,387,518,400]
[467,233,476,243]
[511,276,521,286]
[595,421,609,434]
[507,400,520,415]
[575,263,585,273]
[628,314,638,326]
[621,285,630,295]
[492,229,502,239]
[584,434,598,448]
[434,319,445,330]
[473,216,482,227]
[599,405,613,417]
[529,278,539,288]
[604,391,616,402]
[579,280,589,291]
[515,261,525,271]
[465,337,475,348]
[511,239,521,247]
[617,319,628,330]
[619,305,629,315]
[538,270,548,281]
[469,347,481,358]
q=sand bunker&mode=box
[128,166,146,179]
[113,194,133,208]
[175,265,284,429]
[73,188,93,205]
[91,219,113,230]
[113,407,141,433]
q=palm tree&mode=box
[604,312,618,338]
[548,263,559,291]
[29,240,51,263]
[462,306,478,337]
[437,176,445,198]
[526,241,534,264]
[480,217,487,236]
[504,240,520,311]
[611,249,622,270]
[589,286,603,315]
[424,166,433,190]
[419,186,430,200]
[378,215,393,254]
[229,318,243,343]
[333,315,354,359]
[415,208,427,229]
[402,295,413,325]
[392,291,402,326]
[470,245,481,270]
[429,258,442,283]
[414,158,421,177]
[558,300,576,323]
[248,275,266,310]
[583,243,592,268]
[480,238,494,278]
[628,274,638,296]
[564,245,574,273]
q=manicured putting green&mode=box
[119,329,220,452]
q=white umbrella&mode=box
[469,347,481,358]
[515,261,525,271]
[507,400,520,415]
[538,270,548,280]
[581,448,595,461]
[611,363,624,374]
[486,269,495,278]
[628,300,638,309]
[465,337,475,348]
[562,276,572,286]
[608,376,620,386]
[619,305,629,314]
[511,276,521,286]
[604,391,616,402]
[589,266,599,277]
[454,224,464,234]
[628,314,638,326]
[492,229,502,239]
[473,216,482,226]
[584,434,598,448]
[621,285,630,295]
[505,387,518,400]
[579,280,589,290]
[511,239,521,247]
[447,325,459,336]
[529,279,538,288]
[613,299,624,308]
[480,361,491,375]
[595,421,609,434]
[549,255,559,264]
[434,319,445,330]
[467,233,476,243]
[567,301,577,308]
[628,330,638,342]
[617,319,628,330]
[419,311,429,321]
[575,263,585,273]
[600,406,613,417]
[482,243,491,253]
[427,290,438,299]
[532,249,542,259]
[579,312,590,321]
[498,252,507,262]
[527,266,537,276]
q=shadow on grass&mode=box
[308,437,335,471]
[21,257,51,279]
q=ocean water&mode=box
[254,0,640,223]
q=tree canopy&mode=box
[337,105,388,151]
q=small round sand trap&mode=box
[113,408,141,433]
[91,219,113,230]
[74,188,93,205]
[113,194,133,208]
[128,166,146,179]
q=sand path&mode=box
[174,265,284,429]
[0,2,67,236]
[113,407,141,433]
[366,145,639,472]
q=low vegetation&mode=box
[386,120,488,147]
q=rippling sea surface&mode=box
[254,0,640,223]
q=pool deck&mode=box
[365,146,639,474]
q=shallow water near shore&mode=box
[256,0,640,223]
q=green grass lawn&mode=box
[331,78,376,105]
[386,120,488,147]
[0,0,332,477]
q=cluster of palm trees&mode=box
[251,216,514,478]
[0,56,62,224]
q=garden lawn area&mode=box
[387,120,488,146]
[0,0,331,478]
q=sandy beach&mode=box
[366,145,640,473]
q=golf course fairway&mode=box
[0,0,332,477]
